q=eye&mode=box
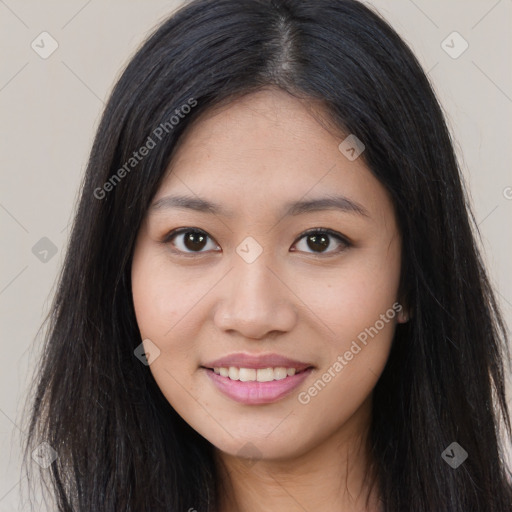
[162,227,350,256]
[291,228,350,255]
[163,228,220,254]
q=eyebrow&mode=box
[150,193,369,218]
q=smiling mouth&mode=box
[202,366,313,382]
[202,365,314,405]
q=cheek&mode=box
[131,246,204,374]
[297,240,402,344]
[131,249,205,415]
[293,238,401,414]
[291,257,400,446]
[132,246,205,340]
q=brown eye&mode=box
[164,228,219,254]
[292,229,350,255]
[306,233,330,252]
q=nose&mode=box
[213,255,297,340]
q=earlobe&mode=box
[397,308,411,323]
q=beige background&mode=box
[1,1,511,509]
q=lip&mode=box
[202,352,313,372]
[201,352,314,405]
[203,366,313,405]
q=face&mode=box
[131,87,405,462]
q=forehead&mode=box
[152,88,395,223]
[169,87,343,163]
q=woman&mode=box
[22,0,512,510]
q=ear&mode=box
[396,296,412,324]
[396,307,410,323]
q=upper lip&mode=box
[202,353,313,371]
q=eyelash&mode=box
[161,227,351,257]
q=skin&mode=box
[131,87,408,512]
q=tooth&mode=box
[274,367,288,380]
[215,366,301,381]
[256,368,275,382]
[239,368,257,381]
[228,366,240,380]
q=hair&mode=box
[21,0,512,510]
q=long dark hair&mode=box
[21,0,512,510]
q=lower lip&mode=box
[203,367,313,405]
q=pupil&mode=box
[185,231,207,251]
[308,234,329,252]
